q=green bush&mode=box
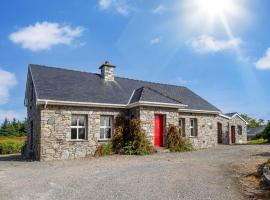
[0,141,24,154]
[122,119,154,155]
[112,116,126,154]
[262,122,270,140]
[167,125,193,152]
[94,143,113,156]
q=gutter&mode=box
[36,99,221,114]
[37,99,188,109]
[179,108,221,114]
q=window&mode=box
[238,125,242,135]
[100,116,113,140]
[71,115,87,140]
[179,118,186,136]
[190,118,198,137]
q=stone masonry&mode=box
[39,106,127,161]
[179,112,219,149]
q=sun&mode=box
[193,0,237,23]
[199,0,235,19]
[178,0,248,35]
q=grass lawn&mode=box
[248,138,269,145]
[0,136,26,144]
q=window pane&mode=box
[108,117,112,126]
[179,119,182,128]
[71,117,77,126]
[238,126,242,135]
[191,119,194,127]
[105,128,111,139]
[78,128,85,139]
[104,117,109,126]
[191,128,194,136]
[78,116,85,126]
[100,116,105,126]
[100,128,105,139]
[71,128,77,139]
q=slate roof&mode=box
[29,64,221,111]
[247,126,267,136]
[225,112,238,118]
[129,87,182,105]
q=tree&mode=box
[240,114,266,128]
[0,118,26,137]
[262,122,270,140]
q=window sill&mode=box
[98,139,112,142]
[68,139,89,142]
[189,136,198,138]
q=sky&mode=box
[0,0,270,122]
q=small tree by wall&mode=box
[167,124,193,152]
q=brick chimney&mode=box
[99,60,116,81]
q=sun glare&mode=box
[180,0,247,32]
[199,0,235,20]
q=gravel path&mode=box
[0,144,269,200]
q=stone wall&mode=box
[216,115,247,144]
[25,73,41,160]
[179,112,218,149]
[39,105,126,161]
[139,107,179,146]
[216,116,230,144]
[229,116,247,144]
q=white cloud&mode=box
[152,4,167,14]
[99,0,129,15]
[0,69,17,104]
[99,0,111,9]
[150,36,162,45]
[0,110,25,122]
[189,35,241,53]
[255,48,270,70]
[9,21,84,52]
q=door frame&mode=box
[231,126,236,144]
[154,114,165,147]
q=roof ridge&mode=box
[143,86,182,104]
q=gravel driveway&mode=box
[0,144,269,200]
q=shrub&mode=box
[0,141,24,154]
[262,122,270,141]
[123,119,154,155]
[94,143,113,157]
[112,116,126,154]
[167,125,193,152]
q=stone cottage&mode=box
[24,61,248,161]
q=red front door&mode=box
[154,115,164,147]
[231,126,236,144]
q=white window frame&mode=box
[100,116,113,140]
[71,115,87,140]
[190,118,198,137]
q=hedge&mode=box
[0,141,24,154]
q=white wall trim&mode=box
[37,99,127,108]
[179,108,221,114]
[218,113,231,119]
[37,99,189,109]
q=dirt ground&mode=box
[231,149,270,199]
